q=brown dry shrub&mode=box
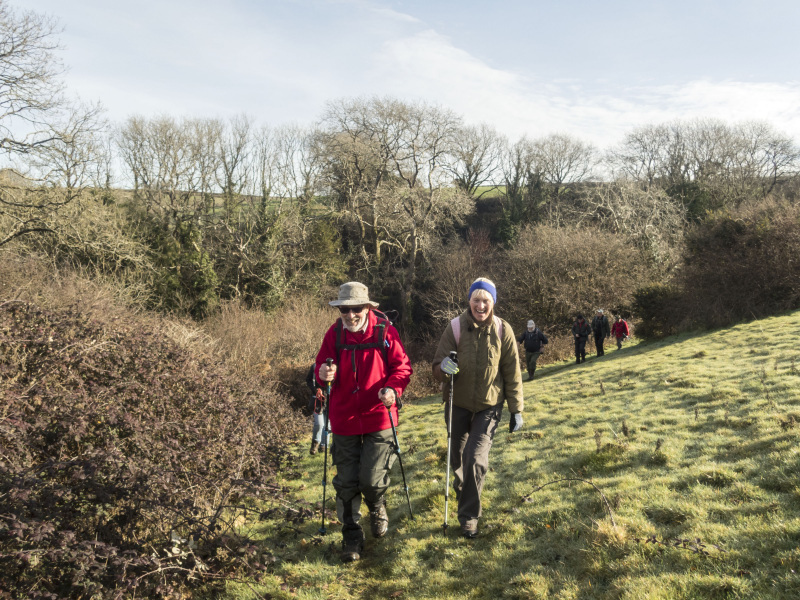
[498,224,651,330]
[0,250,149,318]
[403,360,440,402]
[202,296,334,407]
[203,296,331,368]
[0,265,306,598]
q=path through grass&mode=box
[222,310,800,599]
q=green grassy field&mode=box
[222,310,800,599]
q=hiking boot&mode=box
[461,521,479,539]
[310,441,319,455]
[340,537,364,563]
[369,503,389,538]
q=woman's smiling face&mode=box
[469,292,493,324]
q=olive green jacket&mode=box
[432,310,524,414]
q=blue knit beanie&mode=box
[468,279,497,304]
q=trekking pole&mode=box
[318,358,334,535]
[386,402,414,519]
[443,351,457,534]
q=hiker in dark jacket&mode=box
[517,319,548,380]
[572,314,591,364]
[591,309,611,357]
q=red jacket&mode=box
[611,319,629,339]
[315,310,412,436]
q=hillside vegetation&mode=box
[0,285,307,599]
[224,309,800,600]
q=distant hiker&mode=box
[517,319,548,380]
[591,309,610,357]
[432,277,524,539]
[316,282,412,563]
[611,315,630,350]
[305,364,328,455]
[572,314,591,364]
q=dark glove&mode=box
[509,413,523,433]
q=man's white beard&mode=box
[344,319,366,333]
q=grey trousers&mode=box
[445,403,501,527]
[331,429,396,542]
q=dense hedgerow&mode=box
[634,200,800,337]
[0,301,306,599]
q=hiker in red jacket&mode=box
[316,282,412,563]
[611,315,630,350]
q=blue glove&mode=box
[509,413,523,433]
[440,356,459,376]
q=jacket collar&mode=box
[464,308,494,329]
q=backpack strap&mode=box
[451,316,461,345]
[334,310,391,370]
[495,316,504,340]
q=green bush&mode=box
[632,282,682,338]
[678,200,800,328]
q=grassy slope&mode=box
[224,310,800,600]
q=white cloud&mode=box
[21,0,800,150]
[363,28,800,148]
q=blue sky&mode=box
[21,0,800,147]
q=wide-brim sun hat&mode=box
[329,281,379,307]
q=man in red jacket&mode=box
[316,282,412,563]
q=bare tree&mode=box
[117,115,222,225]
[0,2,110,247]
[274,124,322,212]
[608,124,673,186]
[571,181,686,268]
[317,96,474,325]
[450,123,507,198]
[316,97,397,264]
[609,119,800,213]
[531,133,598,192]
[216,114,252,220]
[0,0,63,156]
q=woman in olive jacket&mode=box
[432,277,524,538]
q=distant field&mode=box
[223,310,800,599]
[474,185,506,198]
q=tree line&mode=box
[2,0,800,344]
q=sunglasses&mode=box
[338,305,367,314]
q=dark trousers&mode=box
[575,337,587,361]
[444,403,501,528]
[594,334,605,356]
[331,429,395,542]
[525,351,542,377]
